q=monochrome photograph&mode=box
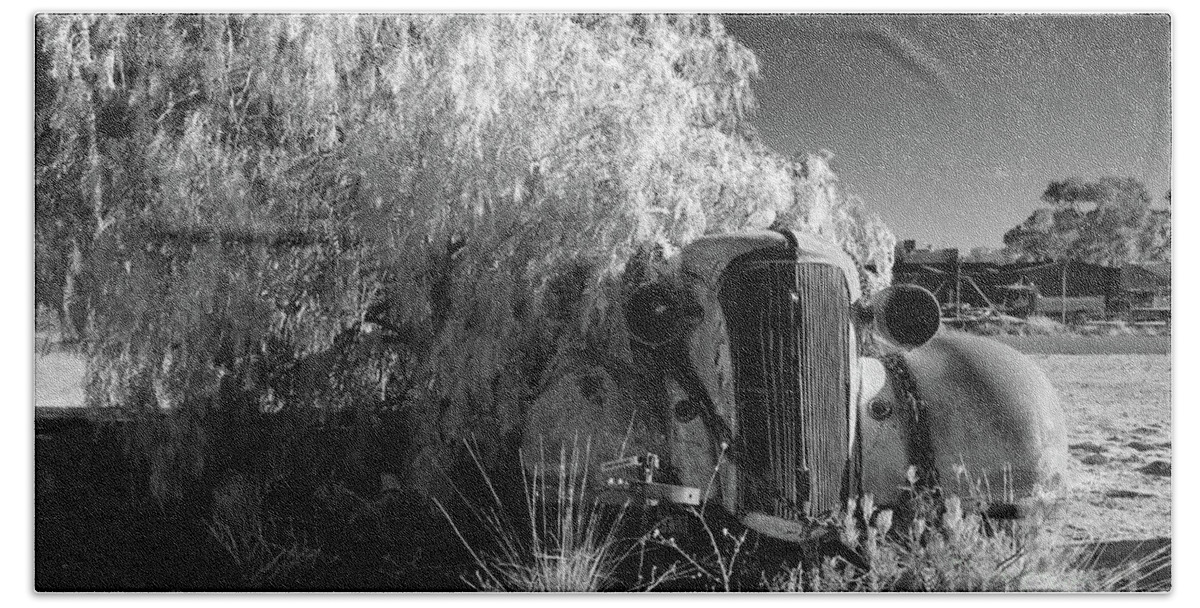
[33,12,1171,592]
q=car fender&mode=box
[860,332,1069,508]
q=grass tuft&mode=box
[434,436,673,592]
[205,473,330,587]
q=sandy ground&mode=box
[34,344,86,409]
[1030,354,1172,541]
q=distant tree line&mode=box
[1003,177,1170,266]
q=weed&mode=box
[768,471,1167,592]
[435,437,678,592]
[205,473,330,587]
[640,441,756,591]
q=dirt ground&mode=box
[34,348,86,410]
[1029,354,1172,542]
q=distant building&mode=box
[1118,264,1171,310]
[892,241,1170,322]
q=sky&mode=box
[723,14,1171,250]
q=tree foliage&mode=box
[1002,177,1170,266]
[35,14,894,497]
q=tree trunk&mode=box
[60,237,87,344]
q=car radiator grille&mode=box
[720,257,850,519]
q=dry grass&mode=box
[434,438,675,592]
[435,433,1170,592]
[992,333,1169,355]
[205,474,330,587]
[964,316,1169,352]
[645,509,750,591]
[768,490,1167,592]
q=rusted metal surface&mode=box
[721,255,850,518]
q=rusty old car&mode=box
[521,228,1069,545]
